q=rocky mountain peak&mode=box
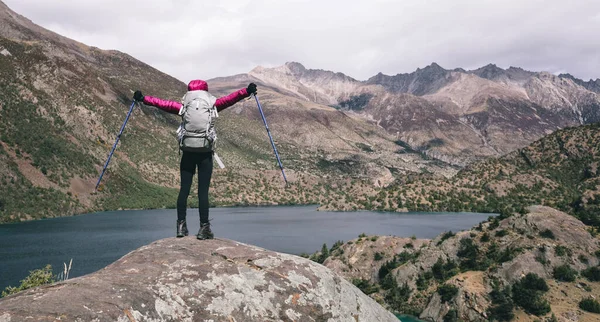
[366,62,451,95]
[471,63,506,80]
[284,61,307,74]
[559,72,576,80]
[420,62,446,72]
[415,62,449,79]
[559,73,600,94]
[248,62,361,104]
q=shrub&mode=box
[500,247,520,263]
[512,273,551,316]
[582,266,600,282]
[476,222,484,231]
[437,231,455,245]
[457,238,480,270]
[553,264,578,282]
[488,287,514,322]
[416,272,432,291]
[380,273,396,290]
[540,229,556,239]
[535,254,549,265]
[431,258,445,280]
[480,232,490,242]
[579,297,600,313]
[378,251,415,281]
[437,284,459,303]
[374,252,384,261]
[495,230,509,237]
[385,280,412,311]
[330,240,344,253]
[2,265,55,297]
[498,209,513,220]
[397,251,415,264]
[432,257,458,282]
[443,309,458,322]
[378,260,396,281]
[485,242,521,265]
[554,245,572,257]
[488,217,500,230]
[314,243,329,264]
[352,278,379,295]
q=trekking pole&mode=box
[253,94,288,185]
[95,100,137,191]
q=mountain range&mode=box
[0,0,599,222]
[244,61,600,165]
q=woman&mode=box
[133,80,257,239]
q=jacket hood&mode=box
[187,79,208,91]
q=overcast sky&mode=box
[5,0,600,83]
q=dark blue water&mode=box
[0,206,493,291]
[396,314,425,322]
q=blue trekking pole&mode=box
[95,100,137,191]
[253,94,288,185]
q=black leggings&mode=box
[177,151,213,223]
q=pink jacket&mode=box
[142,79,250,114]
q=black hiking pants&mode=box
[177,151,213,224]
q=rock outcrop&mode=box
[322,206,600,321]
[0,238,399,322]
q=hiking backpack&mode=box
[176,90,219,152]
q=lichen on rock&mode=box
[0,238,398,322]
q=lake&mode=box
[0,205,493,292]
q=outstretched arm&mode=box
[215,88,250,112]
[134,90,182,114]
[214,83,258,112]
[143,96,182,114]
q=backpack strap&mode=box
[179,92,188,116]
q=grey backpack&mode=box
[176,90,219,152]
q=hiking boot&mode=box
[197,222,214,240]
[176,220,188,238]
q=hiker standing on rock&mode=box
[133,80,257,239]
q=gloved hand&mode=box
[247,83,257,95]
[133,90,144,102]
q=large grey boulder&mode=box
[0,238,399,322]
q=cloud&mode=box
[4,0,600,82]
